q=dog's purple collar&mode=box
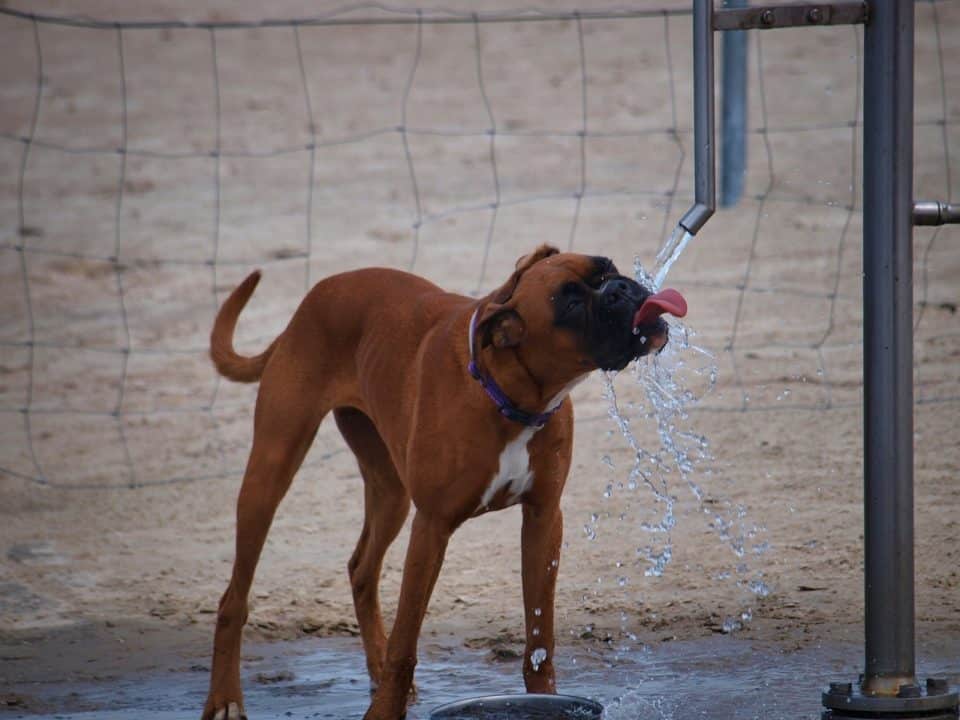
[467,308,562,428]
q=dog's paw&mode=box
[203,700,247,720]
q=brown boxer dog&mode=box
[201,245,687,720]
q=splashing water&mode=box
[603,693,675,720]
[586,224,771,639]
[599,318,713,580]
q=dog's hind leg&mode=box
[202,377,324,720]
[335,408,411,692]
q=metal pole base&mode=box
[823,679,959,720]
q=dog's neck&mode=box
[467,307,585,427]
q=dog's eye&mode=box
[587,257,617,287]
[559,282,585,314]
[587,268,614,288]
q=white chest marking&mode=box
[481,426,537,509]
[477,376,586,511]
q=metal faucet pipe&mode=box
[678,0,716,236]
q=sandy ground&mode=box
[0,0,958,714]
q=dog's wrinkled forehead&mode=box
[521,253,620,290]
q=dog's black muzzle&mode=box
[590,276,669,371]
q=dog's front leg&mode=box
[363,511,451,720]
[520,502,563,694]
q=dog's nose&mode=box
[599,277,639,307]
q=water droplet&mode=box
[722,617,740,633]
[530,647,548,672]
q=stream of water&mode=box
[582,225,771,644]
[651,226,694,291]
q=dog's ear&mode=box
[476,244,557,349]
[515,243,560,272]
[488,244,560,304]
[477,306,525,349]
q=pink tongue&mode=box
[632,288,688,328]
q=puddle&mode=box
[7,635,957,719]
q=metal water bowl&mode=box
[430,693,604,719]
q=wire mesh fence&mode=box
[0,2,957,491]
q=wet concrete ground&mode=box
[4,633,958,719]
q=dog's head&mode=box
[476,245,686,380]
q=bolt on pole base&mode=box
[822,678,959,720]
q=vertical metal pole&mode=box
[720,0,747,208]
[679,0,716,235]
[825,3,955,715]
[861,0,915,697]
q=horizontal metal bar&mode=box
[0,6,691,31]
[714,1,867,31]
[914,200,960,226]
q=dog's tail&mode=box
[210,270,279,383]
